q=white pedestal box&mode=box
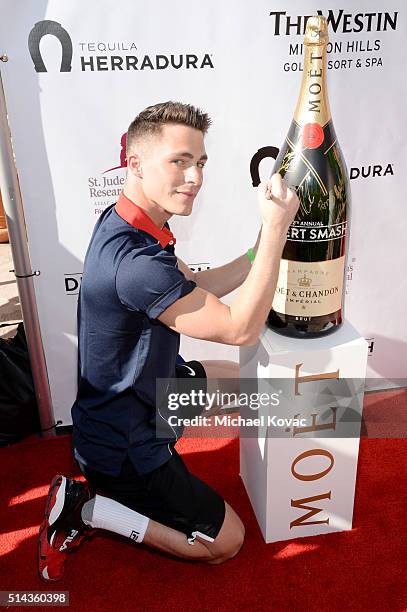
[239,320,368,544]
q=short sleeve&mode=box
[115,247,196,318]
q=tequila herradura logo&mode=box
[28,20,73,72]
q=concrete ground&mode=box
[0,242,22,339]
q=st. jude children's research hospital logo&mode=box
[28,20,214,73]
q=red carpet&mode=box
[1,391,406,611]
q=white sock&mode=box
[81,494,149,543]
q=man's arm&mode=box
[159,175,299,346]
[177,231,261,298]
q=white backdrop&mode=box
[0,0,406,425]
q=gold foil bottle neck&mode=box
[304,16,329,45]
[293,15,331,126]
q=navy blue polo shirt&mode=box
[71,192,196,477]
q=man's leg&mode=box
[142,501,244,563]
[81,494,243,563]
[39,456,244,581]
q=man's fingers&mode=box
[265,182,273,200]
[257,181,272,202]
[259,175,293,204]
[269,173,287,201]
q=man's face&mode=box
[131,123,207,217]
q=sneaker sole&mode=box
[49,477,67,526]
[38,475,66,583]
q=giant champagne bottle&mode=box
[267,16,349,338]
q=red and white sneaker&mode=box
[38,475,94,582]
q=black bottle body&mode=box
[267,119,349,338]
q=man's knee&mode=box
[206,524,245,564]
[202,503,245,564]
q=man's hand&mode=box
[258,173,299,239]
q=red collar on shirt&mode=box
[114,191,176,248]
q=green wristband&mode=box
[247,248,255,265]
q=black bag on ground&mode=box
[0,322,40,446]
